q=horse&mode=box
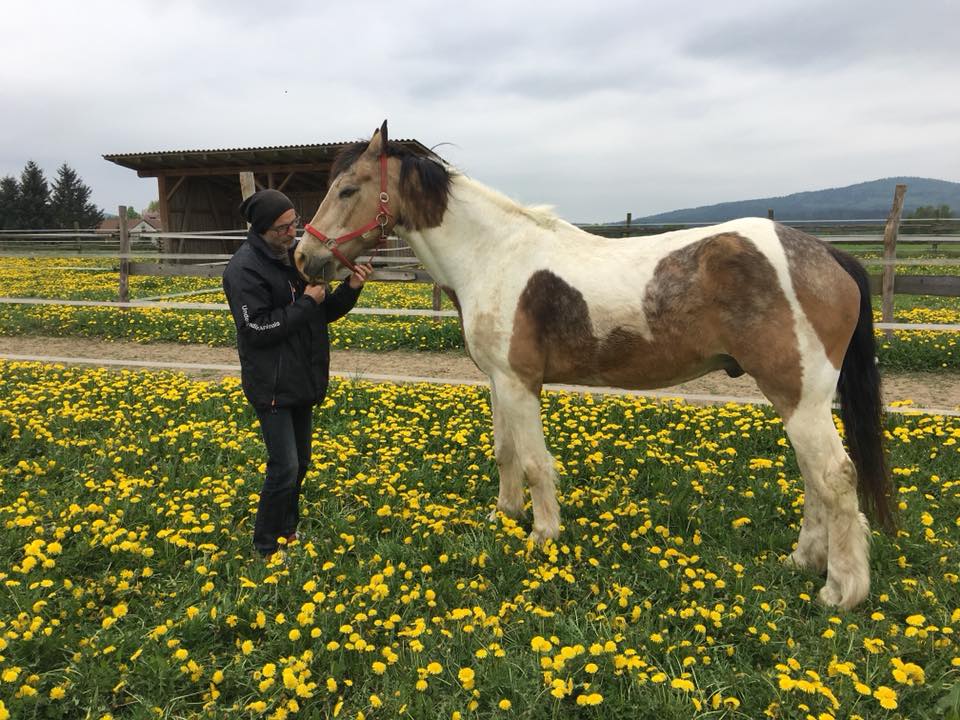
[294,121,893,609]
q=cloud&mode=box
[0,0,958,221]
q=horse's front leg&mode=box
[488,379,525,521]
[491,373,560,542]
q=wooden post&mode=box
[118,206,130,303]
[432,283,442,322]
[881,184,907,332]
[240,172,256,200]
[157,175,170,256]
[767,208,775,220]
[73,221,81,253]
[240,172,256,230]
[625,212,632,229]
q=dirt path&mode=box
[1,335,957,411]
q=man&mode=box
[222,189,373,558]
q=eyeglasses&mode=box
[269,215,301,234]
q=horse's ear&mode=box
[366,120,389,156]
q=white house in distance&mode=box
[97,211,161,234]
[129,212,161,234]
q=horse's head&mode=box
[295,120,452,283]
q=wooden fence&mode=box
[2,198,960,318]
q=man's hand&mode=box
[348,263,374,289]
[304,283,326,303]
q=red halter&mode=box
[303,153,392,274]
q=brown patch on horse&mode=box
[777,224,860,369]
[396,158,450,230]
[508,234,804,417]
[508,271,596,392]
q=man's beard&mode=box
[265,234,293,264]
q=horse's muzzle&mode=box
[296,251,331,285]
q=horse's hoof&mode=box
[528,526,559,544]
[488,505,524,523]
[817,584,843,607]
[818,583,866,609]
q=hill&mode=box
[635,177,960,223]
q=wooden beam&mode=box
[118,207,130,302]
[205,182,223,229]
[239,172,256,231]
[869,273,960,297]
[129,262,226,278]
[165,176,186,202]
[881,184,907,330]
[138,163,331,178]
[157,176,170,233]
[179,180,193,239]
[239,172,256,200]
[277,172,295,192]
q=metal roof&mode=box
[104,139,432,176]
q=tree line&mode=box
[0,161,104,230]
[907,204,954,219]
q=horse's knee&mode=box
[495,441,517,470]
[520,454,555,489]
[823,454,859,510]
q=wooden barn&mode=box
[103,139,433,254]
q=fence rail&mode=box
[0,297,953,331]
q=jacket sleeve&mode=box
[323,281,363,323]
[223,263,318,348]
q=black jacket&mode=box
[222,229,361,409]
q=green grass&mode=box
[0,361,957,718]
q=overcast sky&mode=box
[2,0,958,223]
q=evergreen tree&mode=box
[50,163,104,229]
[0,175,18,230]
[908,204,954,219]
[17,160,53,229]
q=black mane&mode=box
[330,139,454,230]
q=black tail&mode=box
[827,245,895,533]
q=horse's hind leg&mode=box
[778,393,870,609]
[490,373,561,542]
[785,438,829,575]
[488,380,525,521]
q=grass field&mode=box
[0,361,957,719]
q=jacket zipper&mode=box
[270,355,282,413]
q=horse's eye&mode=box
[339,187,357,200]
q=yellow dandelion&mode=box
[873,685,898,710]
[457,667,475,689]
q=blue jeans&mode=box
[253,404,313,556]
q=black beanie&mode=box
[239,189,295,233]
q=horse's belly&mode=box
[543,334,735,390]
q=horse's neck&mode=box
[399,176,558,293]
